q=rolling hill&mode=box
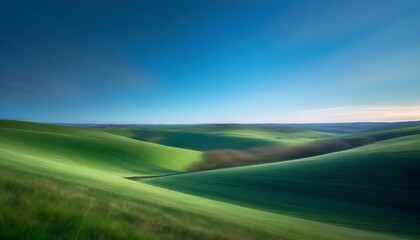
[281,121,420,134]
[185,125,420,171]
[105,124,332,151]
[0,120,416,239]
[147,134,420,238]
[0,120,200,176]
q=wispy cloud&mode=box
[278,105,420,123]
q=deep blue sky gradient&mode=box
[1,0,420,123]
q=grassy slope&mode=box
[186,125,420,171]
[106,124,331,151]
[0,120,200,176]
[147,134,420,238]
[0,120,401,239]
[0,167,278,240]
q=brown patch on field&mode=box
[189,137,376,171]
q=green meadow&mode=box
[106,124,331,151]
[1,120,419,239]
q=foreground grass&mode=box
[0,160,402,240]
[0,167,280,240]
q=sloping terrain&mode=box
[187,125,420,171]
[106,124,331,151]
[147,134,420,238]
[0,120,200,176]
[0,120,416,239]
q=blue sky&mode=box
[1,0,420,123]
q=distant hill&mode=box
[187,125,420,171]
[105,124,332,151]
[281,121,420,134]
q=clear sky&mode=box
[1,0,420,123]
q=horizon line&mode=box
[2,118,420,126]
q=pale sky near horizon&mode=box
[1,0,420,123]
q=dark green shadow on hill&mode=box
[145,135,420,238]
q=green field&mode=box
[1,120,419,239]
[106,124,332,151]
[147,135,420,237]
[0,120,200,176]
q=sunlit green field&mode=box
[1,120,419,239]
[106,124,332,151]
